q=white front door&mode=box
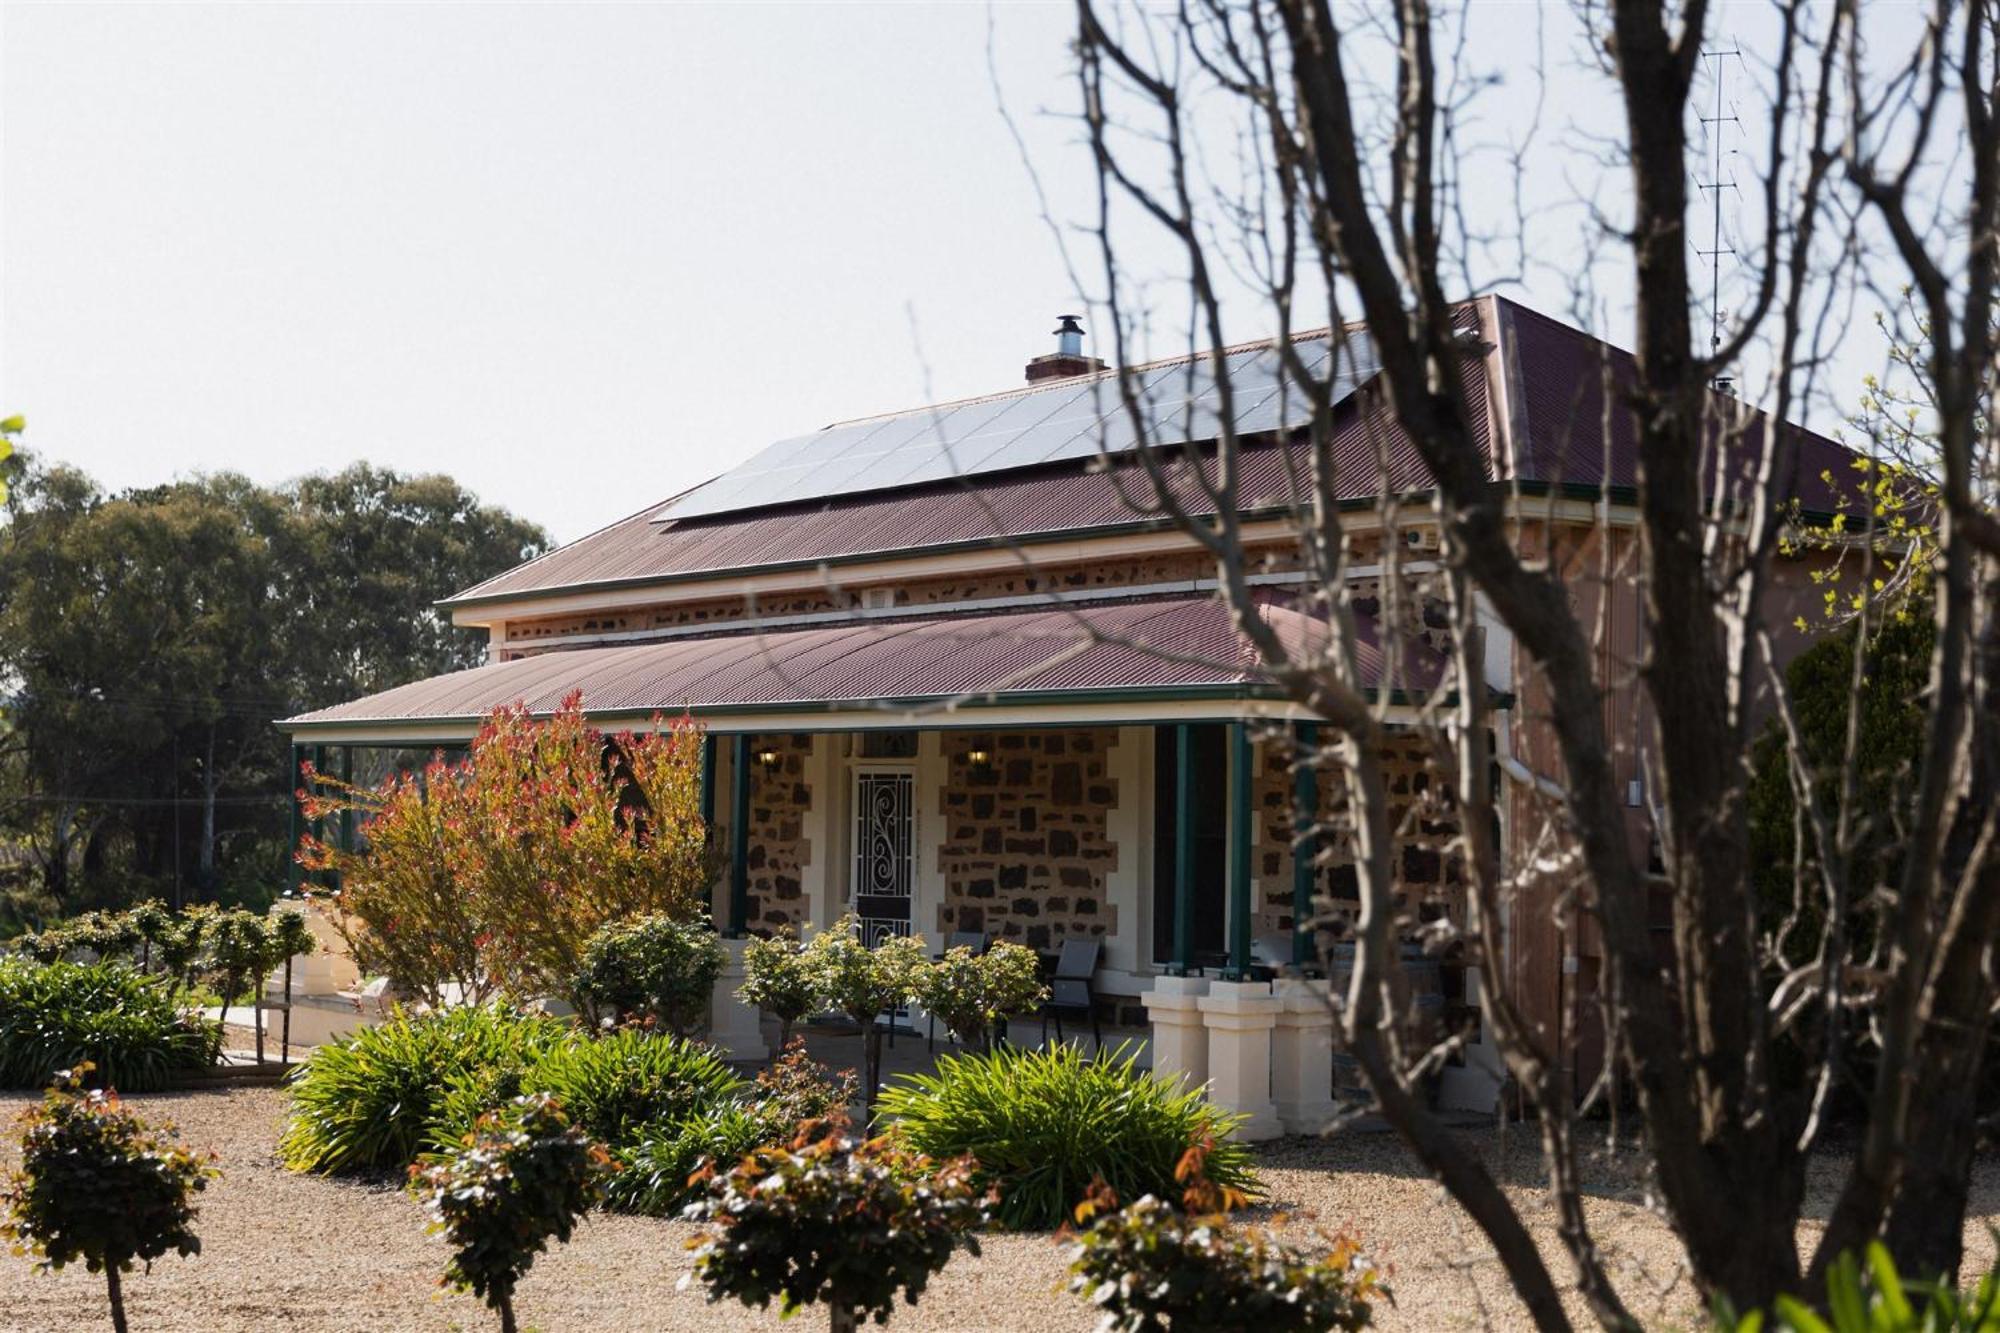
[851,768,915,945]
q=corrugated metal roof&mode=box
[445,297,1863,609]
[1499,301,1859,511]
[446,340,1488,607]
[283,594,1447,729]
[658,335,1377,520]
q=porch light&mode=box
[966,745,993,769]
[756,747,780,771]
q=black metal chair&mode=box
[1040,936,1102,1053]
[926,931,991,1052]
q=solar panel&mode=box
[657,333,1377,522]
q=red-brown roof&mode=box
[283,594,1448,730]
[444,296,1862,609]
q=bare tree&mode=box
[1046,0,1999,1324]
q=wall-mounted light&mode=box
[756,747,781,772]
[966,745,993,769]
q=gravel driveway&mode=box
[2,1086,1996,1332]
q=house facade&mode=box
[281,296,1856,1125]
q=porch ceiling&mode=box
[281,594,1467,739]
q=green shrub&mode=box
[915,941,1046,1052]
[2,1066,217,1333]
[0,959,216,1092]
[517,1026,743,1147]
[1717,1240,2000,1332]
[878,1041,1257,1230]
[751,1038,859,1140]
[411,1093,607,1333]
[684,1123,988,1332]
[804,917,930,1116]
[602,1102,768,1216]
[738,927,819,1050]
[280,1005,569,1174]
[575,912,725,1035]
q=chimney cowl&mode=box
[1026,313,1106,385]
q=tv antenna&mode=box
[1698,46,1743,392]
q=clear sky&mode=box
[1,2,1898,544]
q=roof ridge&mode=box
[819,323,1350,431]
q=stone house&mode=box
[281,297,1859,1129]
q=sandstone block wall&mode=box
[742,733,813,934]
[1252,728,1463,941]
[934,728,1119,952]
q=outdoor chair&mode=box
[1039,936,1102,1053]
[927,930,991,1052]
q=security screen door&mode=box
[852,769,915,945]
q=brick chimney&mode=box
[1025,314,1106,384]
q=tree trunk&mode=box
[253,978,266,1066]
[863,1023,883,1127]
[199,723,218,895]
[105,1265,128,1333]
[281,955,294,1065]
[829,1303,858,1333]
[497,1293,517,1333]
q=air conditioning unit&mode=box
[859,587,897,611]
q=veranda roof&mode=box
[281,594,1460,740]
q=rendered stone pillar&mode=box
[711,937,769,1062]
[1198,978,1283,1141]
[1143,975,1211,1093]
[1271,977,1338,1135]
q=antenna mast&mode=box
[1698,45,1742,392]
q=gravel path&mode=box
[3,1086,1996,1332]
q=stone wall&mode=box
[1251,727,1462,941]
[934,729,1119,952]
[743,733,814,935]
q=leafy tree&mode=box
[1,1066,216,1333]
[410,1093,607,1333]
[1065,1140,1382,1333]
[575,912,725,1034]
[684,1121,987,1333]
[914,941,1046,1053]
[0,452,547,926]
[739,926,820,1051]
[301,696,714,1010]
[802,917,929,1121]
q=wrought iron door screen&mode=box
[852,770,915,945]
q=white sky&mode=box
[1,2,1908,543]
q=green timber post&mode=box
[1228,721,1253,980]
[335,745,356,894]
[1292,722,1319,967]
[310,744,330,892]
[699,733,717,831]
[1172,724,1195,974]
[285,742,303,897]
[728,734,751,938]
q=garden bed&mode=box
[7,1082,1997,1331]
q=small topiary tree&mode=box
[738,926,819,1051]
[683,1120,988,1333]
[1065,1137,1384,1332]
[802,917,929,1121]
[268,907,319,1063]
[410,1092,608,1333]
[203,908,274,1060]
[751,1037,860,1138]
[575,912,725,1035]
[128,901,174,974]
[915,941,1046,1052]
[1,1066,217,1333]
